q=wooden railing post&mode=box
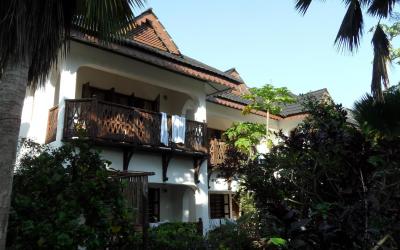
[197,217,203,235]
[202,122,207,153]
[63,100,70,140]
[90,98,98,140]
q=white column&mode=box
[193,93,209,233]
[54,65,78,147]
[194,96,207,123]
[182,188,192,222]
[195,160,209,233]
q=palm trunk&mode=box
[266,109,270,147]
[0,59,29,248]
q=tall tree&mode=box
[295,0,393,102]
[0,0,145,247]
[242,84,295,145]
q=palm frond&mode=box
[74,0,145,43]
[368,0,396,18]
[335,0,363,51]
[371,24,390,102]
[353,85,400,137]
[295,0,313,15]
[359,0,372,6]
[0,0,145,89]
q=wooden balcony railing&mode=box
[61,99,207,153]
[45,105,59,144]
[209,138,228,166]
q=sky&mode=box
[136,1,399,108]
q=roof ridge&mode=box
[303,88,328,95]
[225,67,236,73]
[133,8,155,21]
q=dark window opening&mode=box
[210,193,230,219]
[207,128,226,140]
[148,188,160,223]
[82,83,160,112]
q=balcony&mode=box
[46,99,207,154]
[209,138,228,166]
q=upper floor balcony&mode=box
[46,98,208,155]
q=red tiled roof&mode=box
[127,9,181,55]
[208,96,282,120]
[129,20,168,52]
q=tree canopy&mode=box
[242,84,295,115]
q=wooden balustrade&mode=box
[209,138,228,166]
[45,105,59,144]
[61,99,207,153]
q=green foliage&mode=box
[268,237,287,247]
[353,84,400,139]
[238,192,257,215]
[6,140,139,250]
[242,84,295,115]
[0,0,145,86]
[148,222,205,250]
[206,214,259,250]
[240,100,400,249]
[381,22,400,65]
[224,122,266,156]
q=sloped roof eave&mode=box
[207,97,282,120]
[70,31,241,89]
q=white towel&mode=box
[160,112,169,146]
[172,115,186,144]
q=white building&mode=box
[18,9,330,232]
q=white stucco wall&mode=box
[76,67,194,116]
[209,171,239,192]
[19,69,58,143]
[278,116,305,135]
[148,183,196,223]
[206,102,279,131]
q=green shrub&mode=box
[148,222,205,250]
[240,100,400,249]
[206,214,259,250]
[6,140,139,249]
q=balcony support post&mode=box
[122,148,135,171]
[193,156,206,184]
[207,165,214,189]
[162,152,173,182]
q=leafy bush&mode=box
[240,100,400,249]
[148,222,205,250]
[206,214,259,250]
[224,122,266,156]
[6,140,139,249]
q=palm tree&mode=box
[295,0,392,102]
[353,85,400,138]
[0,0,145,247]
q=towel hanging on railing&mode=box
[160,112,169,146]
[172,115,186,144]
